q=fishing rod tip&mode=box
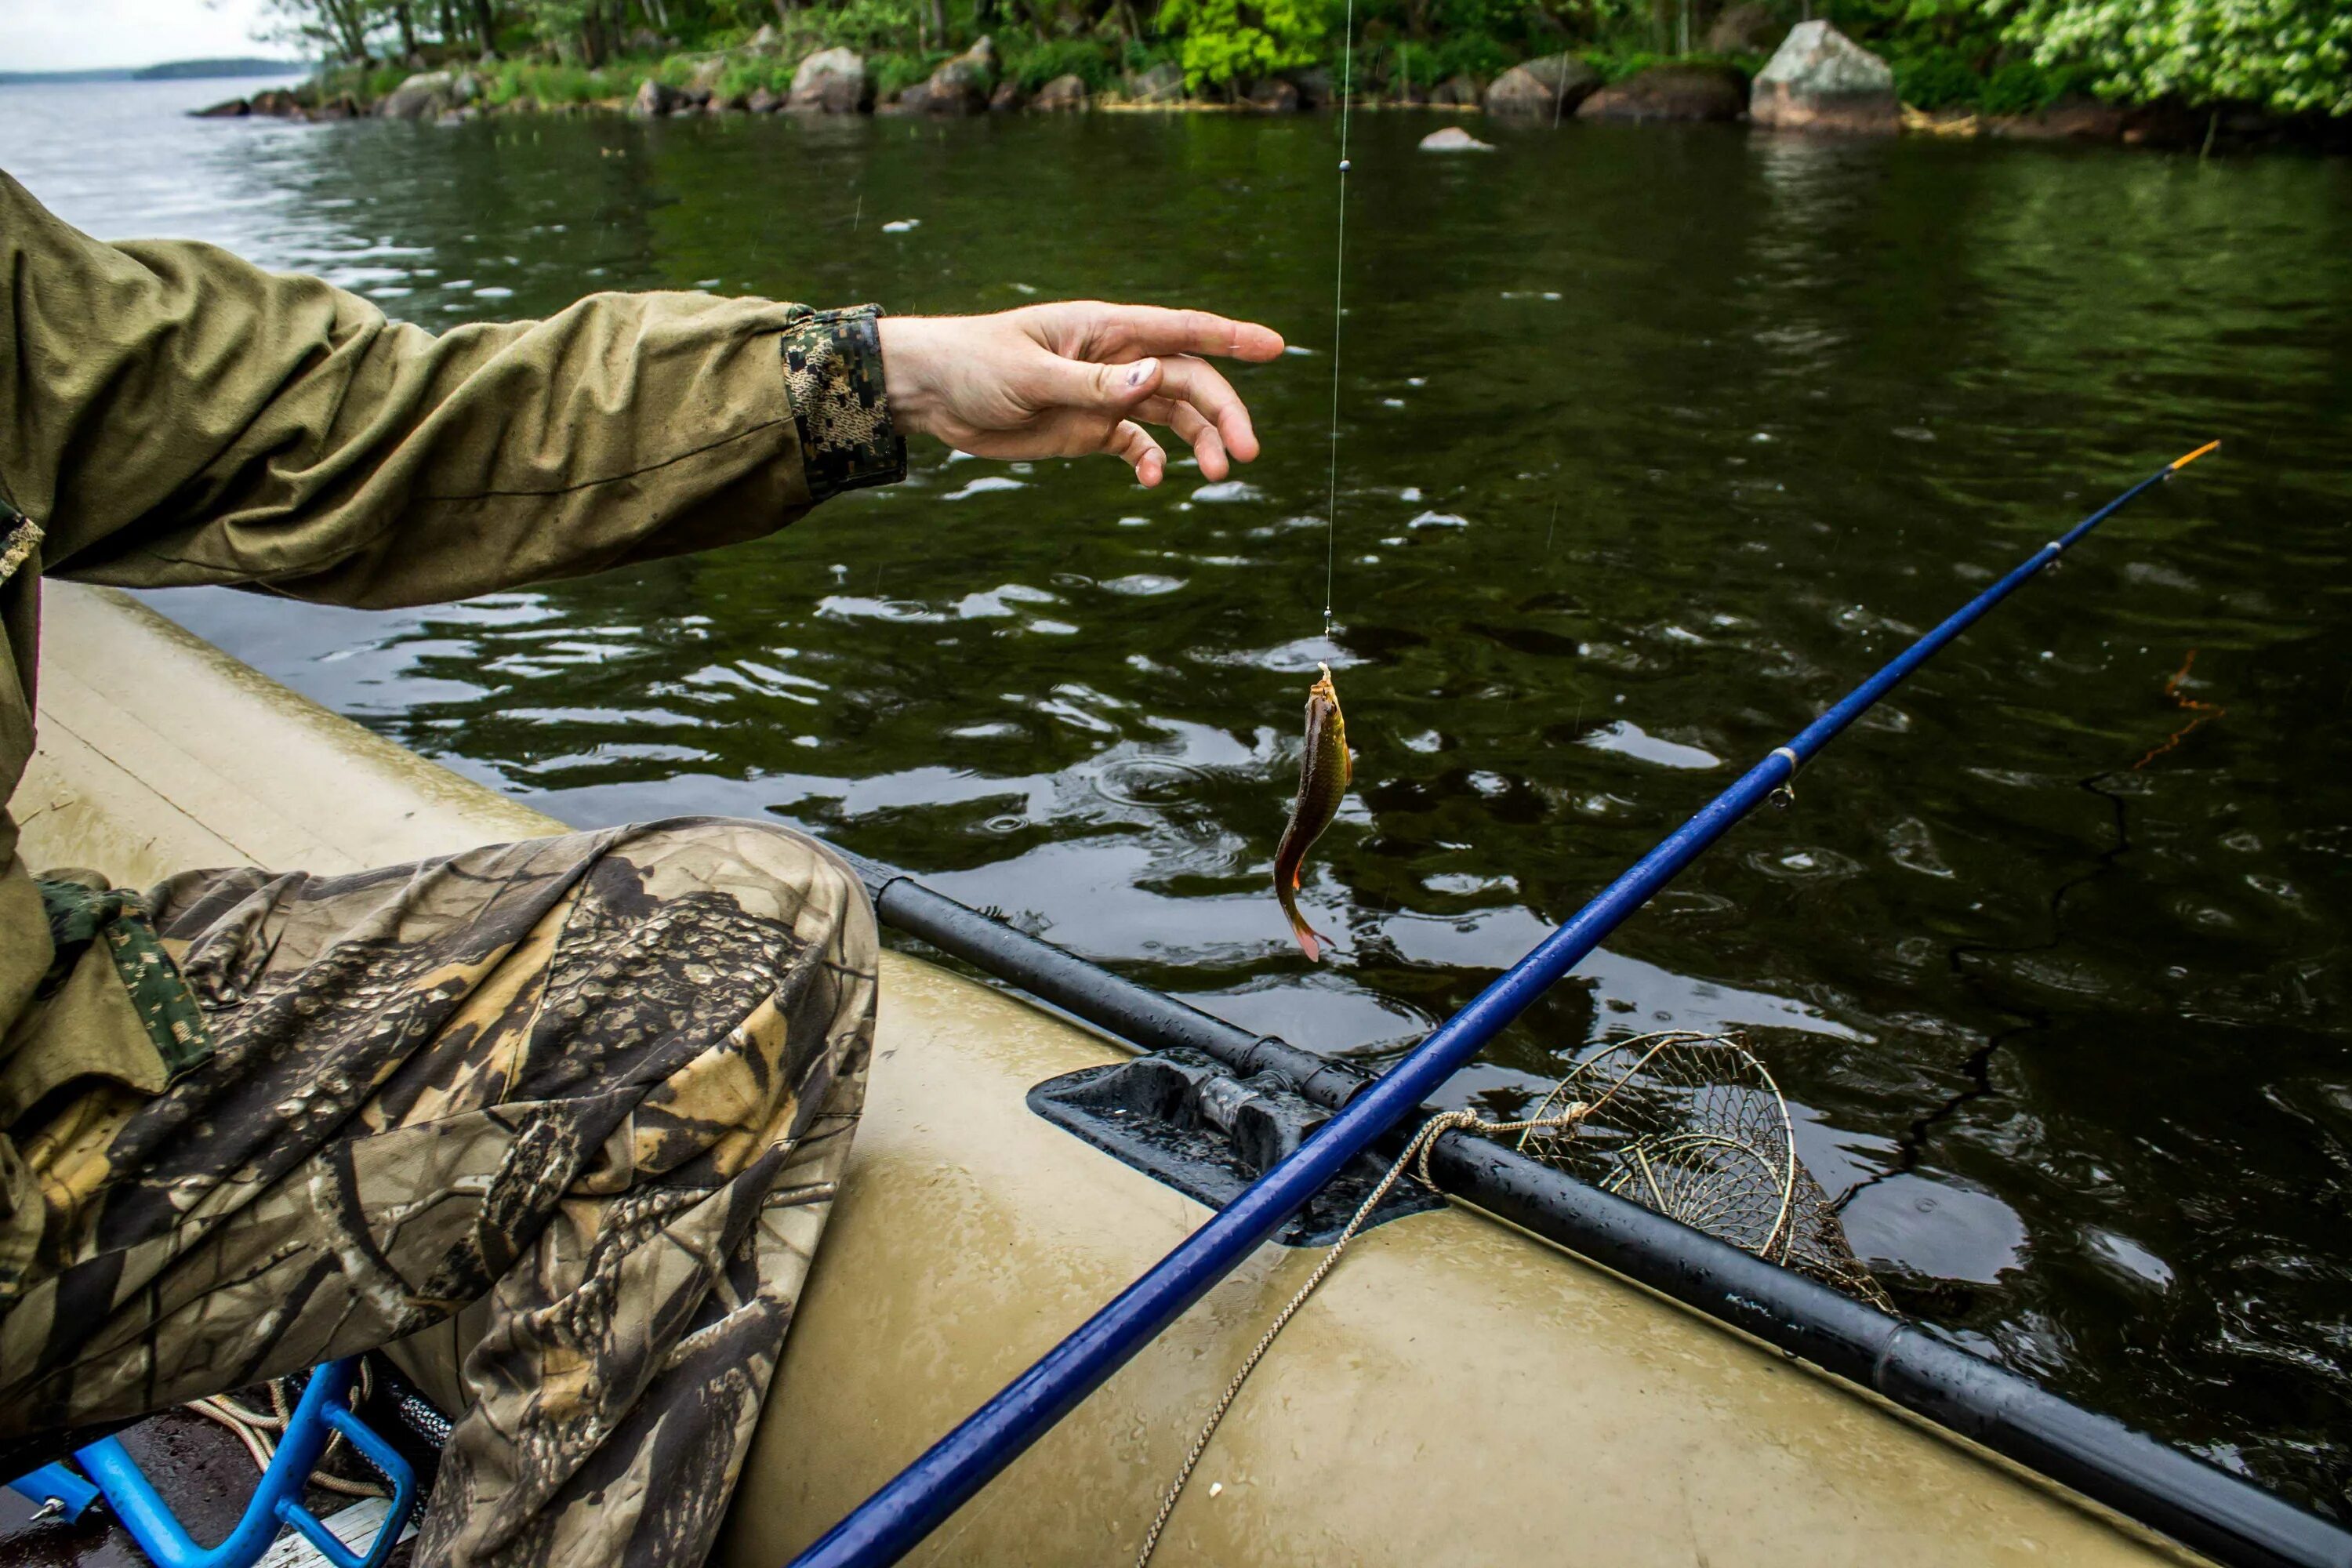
[2170,439,2221,470]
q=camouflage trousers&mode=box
[0,818,877,1567]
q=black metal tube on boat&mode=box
[1440,1138,2352,1568]
[830,847,1369,1109]
[824,842,2352,1568]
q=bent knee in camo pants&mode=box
[0,817,877,1568]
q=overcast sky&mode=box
[3,0,282,73]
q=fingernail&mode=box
[1127,358,1157,387]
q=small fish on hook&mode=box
[1274,662,1350,961]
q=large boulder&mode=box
[924,35,997,114]
[630,78,682,118]
[1428,73,1481,107]
[191,96,251,118]
[747,85,784,113]
[249,87,304,118]
[377,69,457,120]
[1576,63,1748,122]
[989,78,1025,111]
[686,55,728,97]
[1483,55,1602,120]
[1031,72,1089,111]
[1243,77,1300,113]
[1704,1,1784,55]
[1287,65,1336,107]
[1123,61,1185,105]
[789,47,871,112]
[1750,21,1896,132]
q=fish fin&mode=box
[1276,879,1324,962]
[1289,916,1323,964]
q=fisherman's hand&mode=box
[878,303,1285,487]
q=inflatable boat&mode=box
[13,581,2346,1568]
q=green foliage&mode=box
[314,59,413,99]
[1977,56,2072,113]
[870,49,950,93]
[1826,0,1990,49]
[1582,45,1664,81]
[1377,29,1512,82]
[1889,43,1982,107]
[1000,36,1120,89]
[1121,36,1181,73]
[1158,0,1334,92]
[477,58,630,101]
[1996,0,2352,116]
[822,0,927,52]
[273,0,2349,122]
[715,53,798,98]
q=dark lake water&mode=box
[7,78,2350,1515]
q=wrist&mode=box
[877,315,944,440]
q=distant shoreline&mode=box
[0,58,304,86]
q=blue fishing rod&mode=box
[788,441,2222,1568]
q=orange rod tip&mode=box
[2170,439,2221,470]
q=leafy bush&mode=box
[324,60,419,100]
[1159,0,1335,93]
[1374,31,1512,88]
[823,0,927,54]
[1891,45,1982,107]
[1431,30,1511,79]
[1977,57,2071,115]
[2000,0,2351,117]
[1000,35,1120,90]
[480,60,622,103]
[716,55,798,100]
[1122,36,1182,74]
[871,49,950,95]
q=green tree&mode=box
[1159,0,1334,92]
[260,0,383,64]
[1999,0,2352,115]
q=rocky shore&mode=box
[191,21,2311,152]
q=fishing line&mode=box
[1320,0,1356,638]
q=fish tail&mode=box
[1277,879,1325,963]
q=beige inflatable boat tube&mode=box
[20,582,2201,1568]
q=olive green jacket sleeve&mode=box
[0,168,903,1301]
[0,169,904,610]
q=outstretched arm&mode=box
[0,172,1281,611]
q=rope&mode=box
[1319,0,1356,637]
[185,1367,390,1500]
[1135,1099,1588,1566]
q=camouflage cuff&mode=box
[782,304,906,503]
[37,878,214,1080]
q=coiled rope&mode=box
[184,1367,389,1500]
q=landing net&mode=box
[1517,1029,1893,1311]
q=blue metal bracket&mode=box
[7,1458,101,1523]
[5,1359,419,1568]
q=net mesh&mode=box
[1516,1031,1895,1313]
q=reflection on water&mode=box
[11,80,2352,1512]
